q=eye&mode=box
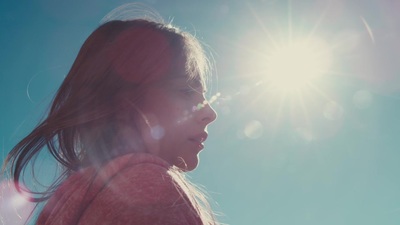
[179,88,197,96]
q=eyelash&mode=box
[180,88,197,96]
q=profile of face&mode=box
[134,76,217,171]
[97,20,217,171]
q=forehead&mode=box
[165,50,207,88]
[161,60,206,87]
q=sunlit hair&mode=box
[2,19,217,224]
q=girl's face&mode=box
[133,76,217,171]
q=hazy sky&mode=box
[2,1,400,224]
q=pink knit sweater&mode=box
[37,153,203,225]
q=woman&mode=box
[3,17,219,225]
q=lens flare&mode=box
[0,181,34,225]
[243,120,264,139]
[150,125,165,140]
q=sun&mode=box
[264,38,332,92]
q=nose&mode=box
[195,100,217,125]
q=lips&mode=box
[189,132,208,149]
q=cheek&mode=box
[138,93,194,136]
[175,109,193,125]
[138,113,164,137]
[156,100,192,126]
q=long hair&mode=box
[3,19,217,224]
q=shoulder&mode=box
[78,154,201,224]
[109,155,180,204]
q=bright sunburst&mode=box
[217,2,345,141]
[264,37,332,92]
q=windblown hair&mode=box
[3,19,217,224]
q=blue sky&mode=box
[2,0,400,224]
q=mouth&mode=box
[189,132,208,150]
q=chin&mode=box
[176,156,199,171]
[184,163,198,172]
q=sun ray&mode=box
[305,1,331,41]
[215,34,267,58]
[288,0,293,43]
[246,2,279,50]
[308,83,334,102]
[217,1,361,138]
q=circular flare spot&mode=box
[150,125,165,140]
[244,120,264,139]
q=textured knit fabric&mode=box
[36,153,203,225]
